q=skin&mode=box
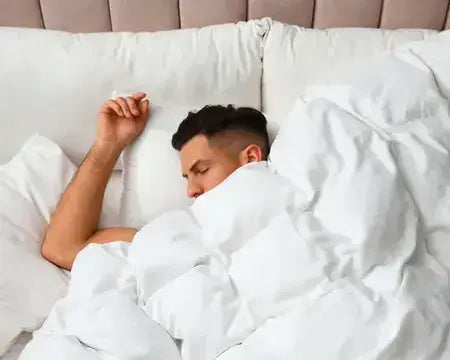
[41,93,263,270]
[181,135,262,198]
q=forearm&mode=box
[42,141,121,268]
[42,93,149,270]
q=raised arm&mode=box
[41,93,150,270]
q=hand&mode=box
[96,92,150,151]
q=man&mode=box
[42,93,270,270]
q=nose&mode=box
[187,180,203,198]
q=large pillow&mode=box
[406,30,450,101]
[0,19,268,167]
[262,20,437,132]
[120,105,196,228]
[0,135,76,355]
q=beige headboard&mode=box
[1,0,449,32]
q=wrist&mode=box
[93,138,123,154]
[91,140,123,165]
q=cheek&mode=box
[203,165,237,192]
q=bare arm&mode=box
[42,93,150,270]
[41,142,136,270]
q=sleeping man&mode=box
[41,92,270,270]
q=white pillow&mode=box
[262,20,437,131]
[0,20,267,168]
[0,135,75,355]
[300,51,446,128]
[406,30,450,101]
[120,105,196,228]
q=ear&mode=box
[239,144,263,165]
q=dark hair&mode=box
[171,105,269,159]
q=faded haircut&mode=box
[171,105,270,159]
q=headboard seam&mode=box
[444,0,450,29]
[176,0,181,29]
[106,0,112,31]
[36,0,45,28]
[311,0,317,28]
[378,0,386,28]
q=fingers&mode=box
[138,100,151,124]
[115,97,134,118]
[126,96,140,117]
[103,93,148,119]
[131,92,146,101]
[105,100,124,117]
[139,99,150,117]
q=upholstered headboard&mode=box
[1,0,449,32]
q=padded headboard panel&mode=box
[1,0,449,32]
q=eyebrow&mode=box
[182,160,208,178]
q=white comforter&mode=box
[21,32,450,359]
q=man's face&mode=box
[181,135,241,198]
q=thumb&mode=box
[138,99,150,123]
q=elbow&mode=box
[41,237,73,270]
[41,239,56,263]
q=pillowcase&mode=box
[262,20,437,131]
[300,51,445,128]
[0,20,267,168]
[406,30,450,101]
[120,105,196,228]
[0,135,76,355]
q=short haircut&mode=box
[171,105,269,159]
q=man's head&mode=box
[172,105,269,198]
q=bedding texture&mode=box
[0,136,75,355]
[20,29,450,357]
